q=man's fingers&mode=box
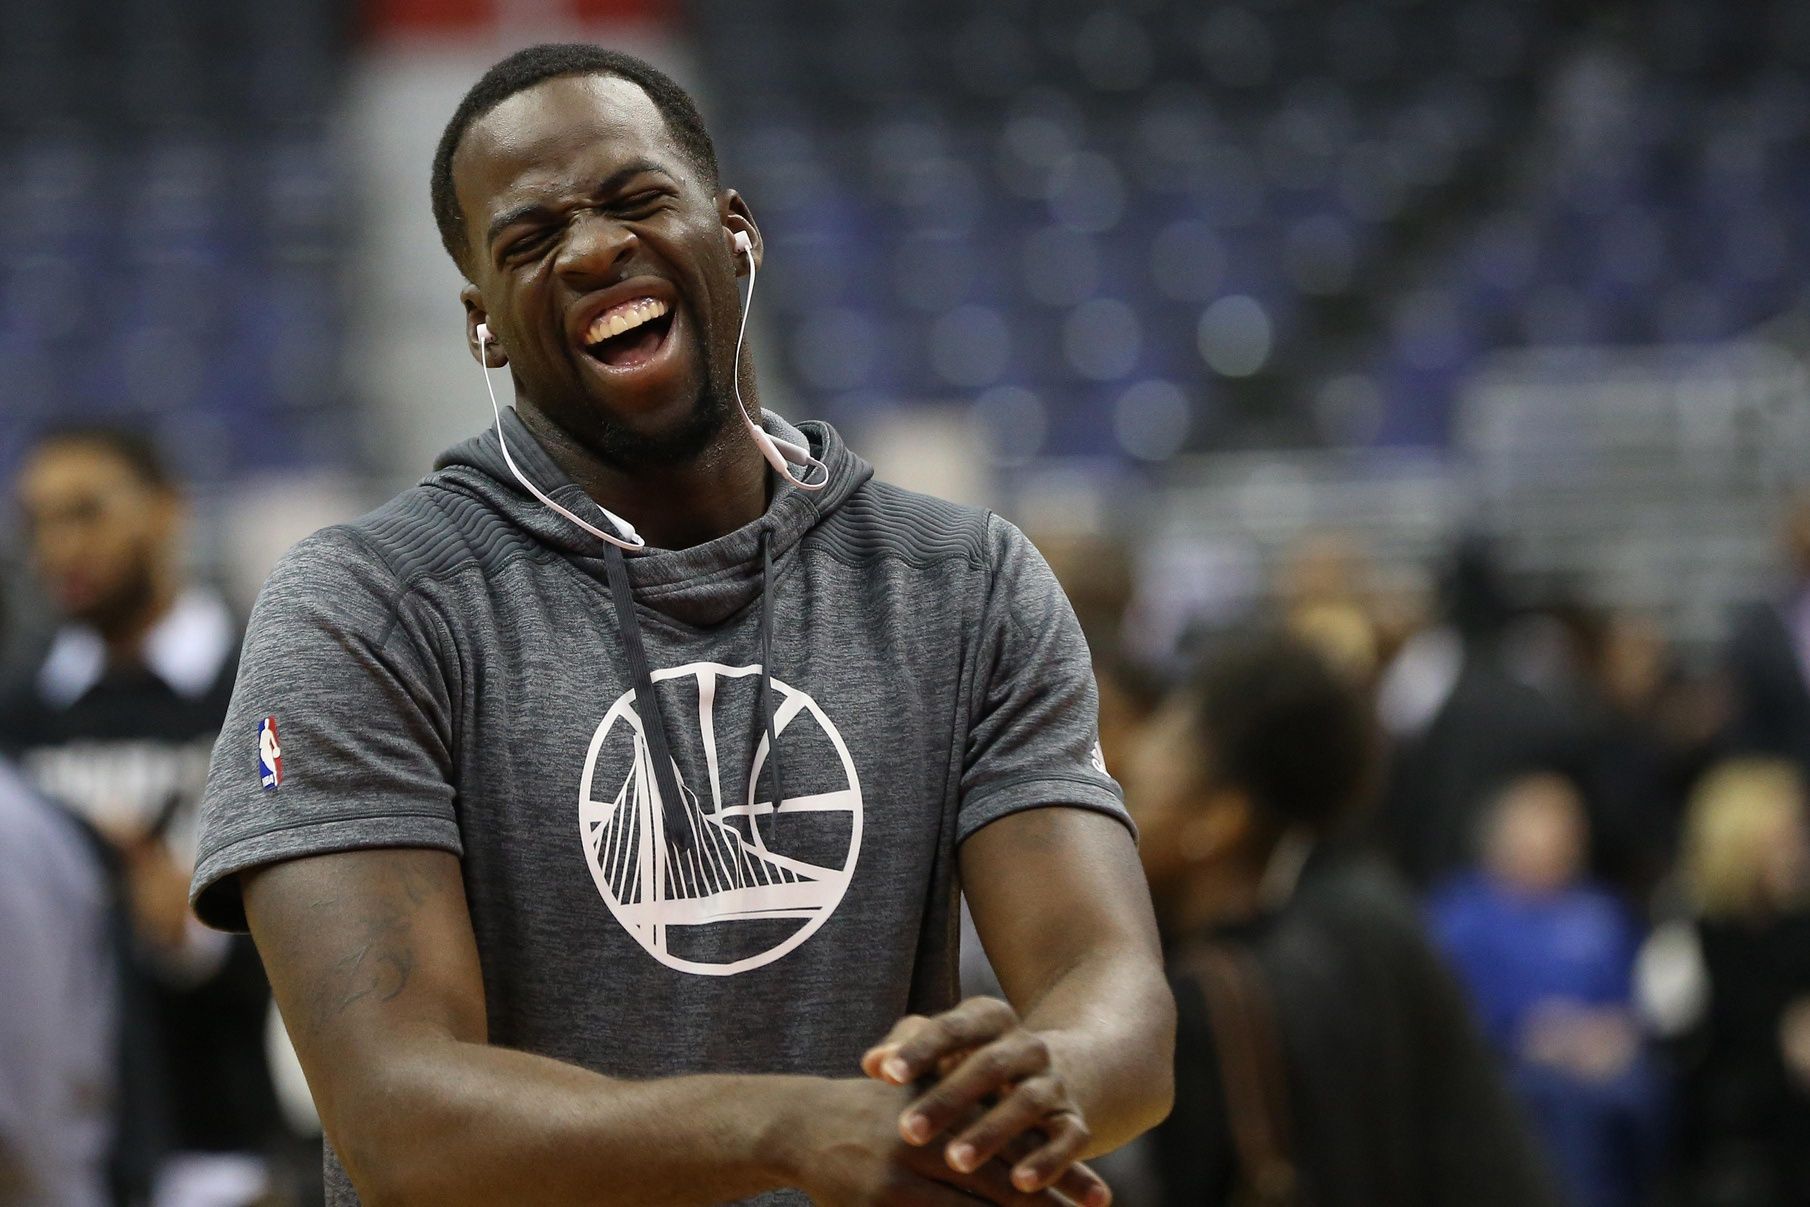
[985,1123,1107,1205]
[870,997,1019,1086]
[864,997,1101,1204]
[1044,1155,1109,1207]
[942,1075,1066,1171]
[902,1032,1051,1143]
[960,1158,1076,1206]
[862,1013,934,1080]
[913,1147,1072,1207]
[1007,1114,1103,1204]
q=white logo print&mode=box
[577,662,863,976]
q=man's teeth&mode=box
[585,298,669,346]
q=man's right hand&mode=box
[781,1078,1102,1205]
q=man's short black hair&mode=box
[1190,629,1378,833]
[430,43,721,271]
[31,424,175,492]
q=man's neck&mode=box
[518,406,771,551]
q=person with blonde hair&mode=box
[1677,760,1810,919]
[1638,758,1810,1206]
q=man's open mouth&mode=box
[581,296,674,369]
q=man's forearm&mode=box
[1022,950,1176,1153]
[953,809,1176,1156]
[332,1037,812,1206]
[245,850,812,1203]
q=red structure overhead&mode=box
[366,0,677,37]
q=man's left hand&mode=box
[861,997,1106,1205]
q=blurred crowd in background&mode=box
[1057,488,1810,1207]
[4,0,1810,1205]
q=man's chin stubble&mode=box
[589,387,734,470]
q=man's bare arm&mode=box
[864,808,1175,1193]
[246,847,1084,1206]
[245,847,805,1205]
[967,808,1176,1149]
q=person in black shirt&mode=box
[1725,490,1810,779]
[1126,629,1559,1207]
[1641,759,1810,1206]
[1,426,282,1205]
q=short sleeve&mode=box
[957,516,1133,843]
[190,529,460,932]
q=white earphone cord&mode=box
[477,330,646,549]
[732,237,829,492]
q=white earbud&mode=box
[732,229,753,257]
[476,321,494,347]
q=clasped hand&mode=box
[851,996,1110,1206]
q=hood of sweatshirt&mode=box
[429,406,872,628]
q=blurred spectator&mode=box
[0,756,115,1207]
[1562,606,1728,902]
[1378,537,1579,888]
[1276,531,1383,686]
[1429,771,1665,1207]
[1032,531,1138,651]
[1035,530,1168,759]
[1725,489,1810,779]
[1129,630,1556,1207]
[0,427,282,1206]
[1572,609,1689,897]
[1638,760,1810,1207]
[1093,652,1166,776]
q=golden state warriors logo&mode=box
[577,662,863,976]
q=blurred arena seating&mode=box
[1363,1,1810,444]
[690,0,1810,458]
[0,0,1805,647]
[0,0,354,486]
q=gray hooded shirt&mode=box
[191,410,1128,1204]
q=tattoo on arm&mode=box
[302,858,441,1037]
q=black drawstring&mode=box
[758,529,785,844]
[602,536,786,855]
[603,543,693,853]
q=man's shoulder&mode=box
[281,478,542,596]
[809,477,996,571]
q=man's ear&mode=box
[462,285,504,367]
[720,189,762,275]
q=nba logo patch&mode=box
[257,716,283,791]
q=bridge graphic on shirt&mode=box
[577,662,863,975]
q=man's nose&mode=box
[555,212,637,284]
